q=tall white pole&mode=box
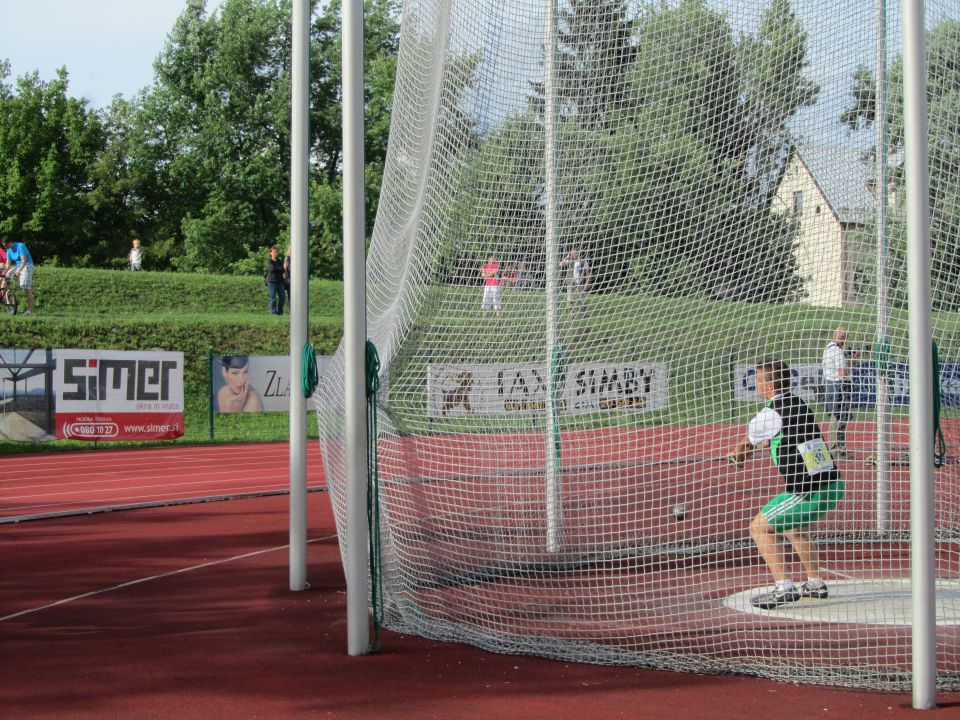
[874,0,891,534]
[903,0,936,708]
[343,0,369,656]
[289,0,310,592]
[543,0,562,553]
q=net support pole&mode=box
[543,0,562,553]
[874,0,891,534]
[288,0,310,593]
[343,0,370,656]
[903,0,936,708]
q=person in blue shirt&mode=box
[2,236,35,314]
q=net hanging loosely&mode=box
[316,0,960,690]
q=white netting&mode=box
[316,0,960,689]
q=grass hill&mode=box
[0,267,345,453]
[2,266,957,453]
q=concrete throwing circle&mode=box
[724,578,960,625]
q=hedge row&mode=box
[0,267,346,454]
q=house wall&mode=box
[772,157,844,308]
[841,226,876,307]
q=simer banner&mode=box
[427,361,668,418]
[53,350,185,440]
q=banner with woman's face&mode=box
[212,354,330,413]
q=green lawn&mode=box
[3,267,957,453]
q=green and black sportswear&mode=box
[767,393,840,494]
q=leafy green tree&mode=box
[130,0,290,272]
[458,0,813,301]
[126,0,399,277]
[737,0,819,205]
[305,0,399,278]
[527,0,636,132]
[841,19,960,309]
[0,63,117,264]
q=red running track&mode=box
[3,490,960,719]
[0,442,326,521]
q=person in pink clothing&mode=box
[480,253,502,318]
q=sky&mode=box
[0,0,218,108]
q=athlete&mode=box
[728,359,845,609]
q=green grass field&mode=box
[0,267,345,454]
[2,266,957,453]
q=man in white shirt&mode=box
[560,249,589,314]
[822,326,852,457]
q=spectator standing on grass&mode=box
[265,245,286,315]
[282,250,291,306]
[129,239,143,271]
[515,262,534,289]
[480,253,502,318]
[822,326,854,458]
[727,359,844,609]
[2,236,35,315]
[560,249,589,314]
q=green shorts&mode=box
[762,480,845,533]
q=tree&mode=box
[306,0,400,279]
[0,63,114,264]
[841,19,960,310]
[737,0,819,206]
[126,0,400,276]
[528,0,636,132]
[130,0,290,273]
[458,0,813,301]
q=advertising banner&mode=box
[427,361,668,418]
[733,361,960,408]
[212,354,332,413]
[53,350,185,440]
[732,363,822,405]
[0,348,56,442]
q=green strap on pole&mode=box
[550,344,567,461]
[365,340,384,651]
[933,340,947,469]
[874,339,891,375]
[301,343,318,397]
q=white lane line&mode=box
[0,534,337,623]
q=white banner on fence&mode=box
[213,354,332,413]
[427,361,668,418]
[732,363,822,405]
[54,349,185,440]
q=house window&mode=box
[792,191,803,216]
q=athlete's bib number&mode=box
[797,439,835,475]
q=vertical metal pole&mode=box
[875,0,891,533]
[289,0,310,592]
[904,0,936,708]
[543,0,562,553]
[343,0,369,656]
[208,347,215,440]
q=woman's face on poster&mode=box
[222,363,250,391]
